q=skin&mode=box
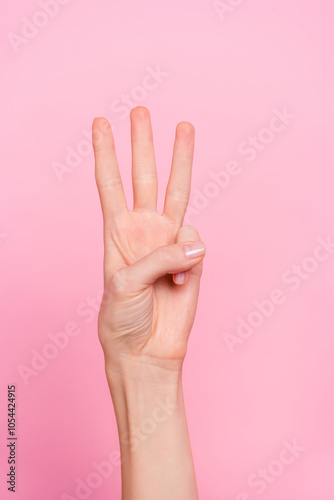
[92,106,206,500]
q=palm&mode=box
[107,211,177,266]
[93,107,203,364]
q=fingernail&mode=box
[184,242,206,258]
[174,272,185,284]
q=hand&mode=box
[92,107,206,377]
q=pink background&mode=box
[1,1,334,499]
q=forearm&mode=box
[106,359,199,500]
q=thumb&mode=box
[109,238,206,293]
[173,225,203,285]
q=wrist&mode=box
[104,351,184,387]
[105,356,184,456]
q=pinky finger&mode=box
[173,269,191,285]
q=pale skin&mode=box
[92,106,206,500]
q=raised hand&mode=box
[92,106,206,376]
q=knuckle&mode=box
[96,175,122,191]
[167,189,189,203]
[108,268,128,293]
[183,224,196,232]
[180,224,200,240]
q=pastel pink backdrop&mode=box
[1,1,334,499]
